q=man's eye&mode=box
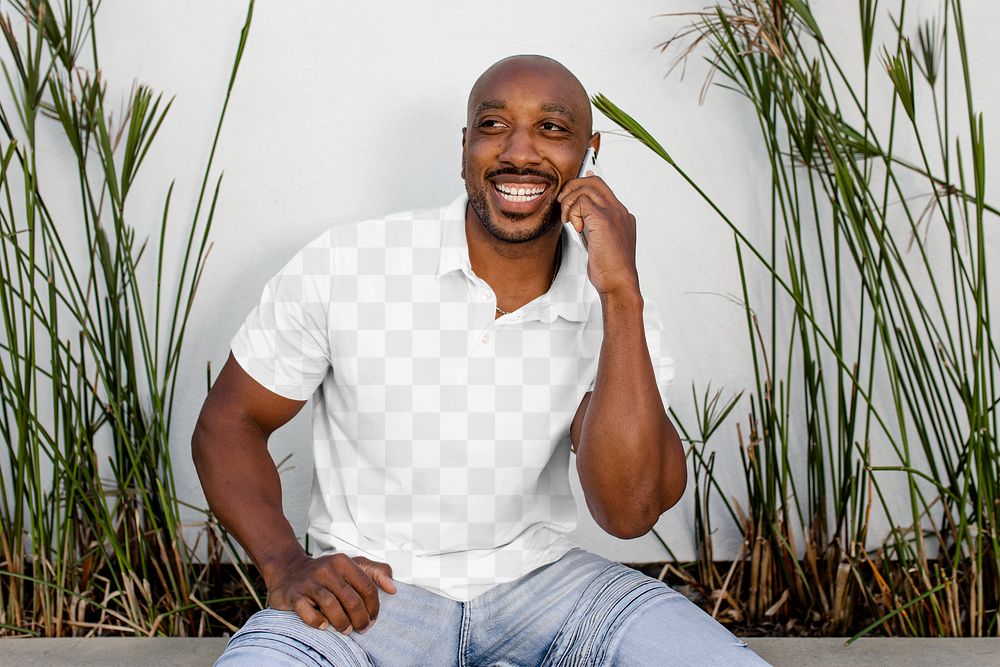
[541,122,566,132]
[480,120,506,129]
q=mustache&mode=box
[486,167,557,184]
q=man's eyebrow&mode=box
[540,103,576,122]
[474,99,506,115]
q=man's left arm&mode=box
[559,175,687,540]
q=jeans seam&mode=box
[228,612,371,667]
[458,600,471,667]
[544,565,672,667]
[229,632,332,667]
[593,586,672,666]
[577,569,635,665]
[576,571,635,666]
[540,563,619,666]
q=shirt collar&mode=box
[539,225,590,323]
[436,193,473,280]
[437,192,591,323]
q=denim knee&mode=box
[542,563,770,666]
[216,608,373,667]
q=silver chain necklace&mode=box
[495,241,563,317]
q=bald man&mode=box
[198,55,768,665]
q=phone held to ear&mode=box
[573,147,598,250]
[577,146,597,178]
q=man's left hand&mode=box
[557,173,640,298]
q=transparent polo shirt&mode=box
[230,193,676,602]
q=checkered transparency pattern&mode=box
[230,194,675,602]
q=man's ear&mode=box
[460,127,467,180]
[590,131,601,157]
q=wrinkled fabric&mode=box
[216,547,769,666]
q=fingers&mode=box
[294,595,331,630]
[562,193,604,235]
[351,555,396,597]
[558,174,621,213]
[269,554,397,636]
[330,556,380,632]
[368,563,397,594]
[560,188,610,226]
[311,585,352,633]
[329,576,372,633]
[559,176,622,238]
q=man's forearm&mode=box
[576,290,685,538]
[192,410,307,586]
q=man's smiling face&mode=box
[462,57,594,244]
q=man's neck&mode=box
[464,209,562,302]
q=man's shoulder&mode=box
[320,201,453,248]
[383,201,454,223]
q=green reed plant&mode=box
[601,0,997,638]
[0,0,260,636]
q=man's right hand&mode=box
[266,553,398,634]
[192,357,398,635]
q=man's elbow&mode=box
[191,414,208,467]
[606,521,653,540]
[662,462,687,512]
[604,509,661,540]
[191,396,225,473]
[659,427,688,512]
[601,499,669,541]
[605,470,687,540]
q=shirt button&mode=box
[481,333,490,343]
[481,291,491,301]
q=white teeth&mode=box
[495,183,546,202]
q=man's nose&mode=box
[498,127,542,167]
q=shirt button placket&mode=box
[472,319,495,356]
[471,281,496,356]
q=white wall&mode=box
[88,0,1000,564]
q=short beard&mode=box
[466,182,563,244]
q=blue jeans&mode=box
[216,547,769,666]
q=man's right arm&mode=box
[192,352,310,586]
[191,353,395,634]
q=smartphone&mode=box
[577,146,597,178]
[574,147,598,250]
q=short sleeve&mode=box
[230,237,333,401]
[641,301,676,410]
[586,300,676,410]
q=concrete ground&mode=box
[0,637,999,666]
